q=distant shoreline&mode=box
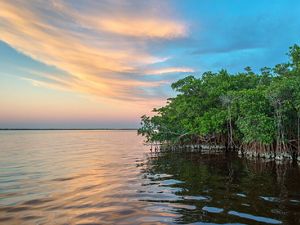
[0,128,137,131]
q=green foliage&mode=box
[237,114,275,144]
[194,109,227,136]
[138,45,300,151]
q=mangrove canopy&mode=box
[138,45,300,160]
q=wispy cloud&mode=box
[97,18,187,39]
[145,67,194,75]
[0,0,190,101]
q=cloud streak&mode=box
[145,67,195,75]
[0,0,190,101]
[98,18,187,39]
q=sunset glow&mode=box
[1,0,300,128]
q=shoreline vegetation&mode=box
[138,45,300,162]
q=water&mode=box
[0,130,299,224]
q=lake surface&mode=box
[0,130,299,225]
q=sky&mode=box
[1,0,300,128]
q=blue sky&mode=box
[0,0,300,128]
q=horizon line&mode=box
[0,128,138,131]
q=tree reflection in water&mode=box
[138,151,300,224]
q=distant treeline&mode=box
[138,45,300,161]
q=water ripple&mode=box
[0,130,300,224]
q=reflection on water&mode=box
[0,131,300,224]
[140,151,300,225]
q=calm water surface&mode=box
[0,130,299,224]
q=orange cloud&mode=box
[97,18,187,38]
[0,0,190,102]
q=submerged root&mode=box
[153,142,299,163]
